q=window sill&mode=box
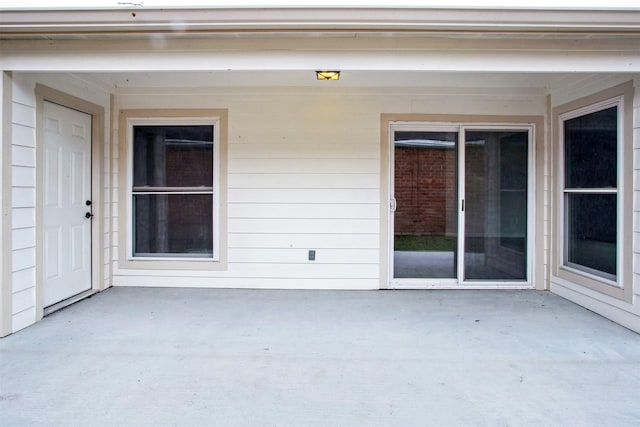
[555,265,630,303]
[119,257,227,271]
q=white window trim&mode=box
[118,109,228,271]
[552,81,633,303]
[126,117,220,262]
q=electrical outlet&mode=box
[308,250,316,261]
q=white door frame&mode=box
[35,84,105,319]
[380,114,544,290]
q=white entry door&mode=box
[43,101,93,307]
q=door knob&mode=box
[85,212,94,219]
[86,200,92,206]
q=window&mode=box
[119,109,227,269]
[132,124,214,258]
[562,104,618,281]
[554,81,633,301]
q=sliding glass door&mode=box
[463,130,528,281]
[393,130,458,279]
[391,124,532,286]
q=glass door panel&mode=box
[463,130,528,281]
[393,131,458,278]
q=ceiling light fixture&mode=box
[316,71,340,81]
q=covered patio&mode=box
[1,287,639,426]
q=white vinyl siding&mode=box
[10,75,37,332]
[112,87,547,289]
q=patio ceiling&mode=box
[71,70,586,92]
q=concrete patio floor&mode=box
[1,288,640,426]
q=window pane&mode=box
[567,193,616,277]
[133,125,213,188]
[564,106,617,189]
[134,194,213,257]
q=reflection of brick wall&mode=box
[165,147,213,252]
[394,147,456,235]
[166,147,213,187]
[167,195,213,252]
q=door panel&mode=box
[44,227,61,280]
[463,130,528,281]
[44,146,61,207]
[393,131,458,279]
[43,101,92,307]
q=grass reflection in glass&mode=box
[394,235,456,251]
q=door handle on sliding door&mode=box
[390,197,397,212]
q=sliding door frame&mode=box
[381,114,544,290]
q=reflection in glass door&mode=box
[391,125,530,285]
[393,131,458,278]
[463,130,528,281]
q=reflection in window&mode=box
[464,130,528,280]
[132,125,214,258]
[393,131,458,279]
[563,105,618,280]
[567,194,616,276]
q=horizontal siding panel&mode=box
[228,203,379,219]
[12,79,35,107]
[12,103,35,128]
[224,263,377,279]
[114,263,376,278]
[11,123,36,147]
[228,173,379,189]
[229,188,379,204]
[12,288,35,315]
[12,307,36,333]
[228,218,379,234]
[232,106,375,122]
[12,247,35,272]
[13,268,36,293]
[12,166,35,188]
[114,262,377,279]
[228,248,379,264]
[230,143,378,159]
[229,158,379,174]
[12,187,35,208]
[228,233,379,249]
[12,208,35,229]
[113,275,377,290]
[12,145,35,167]
[12,227,35,250]
[232,127,377,145]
